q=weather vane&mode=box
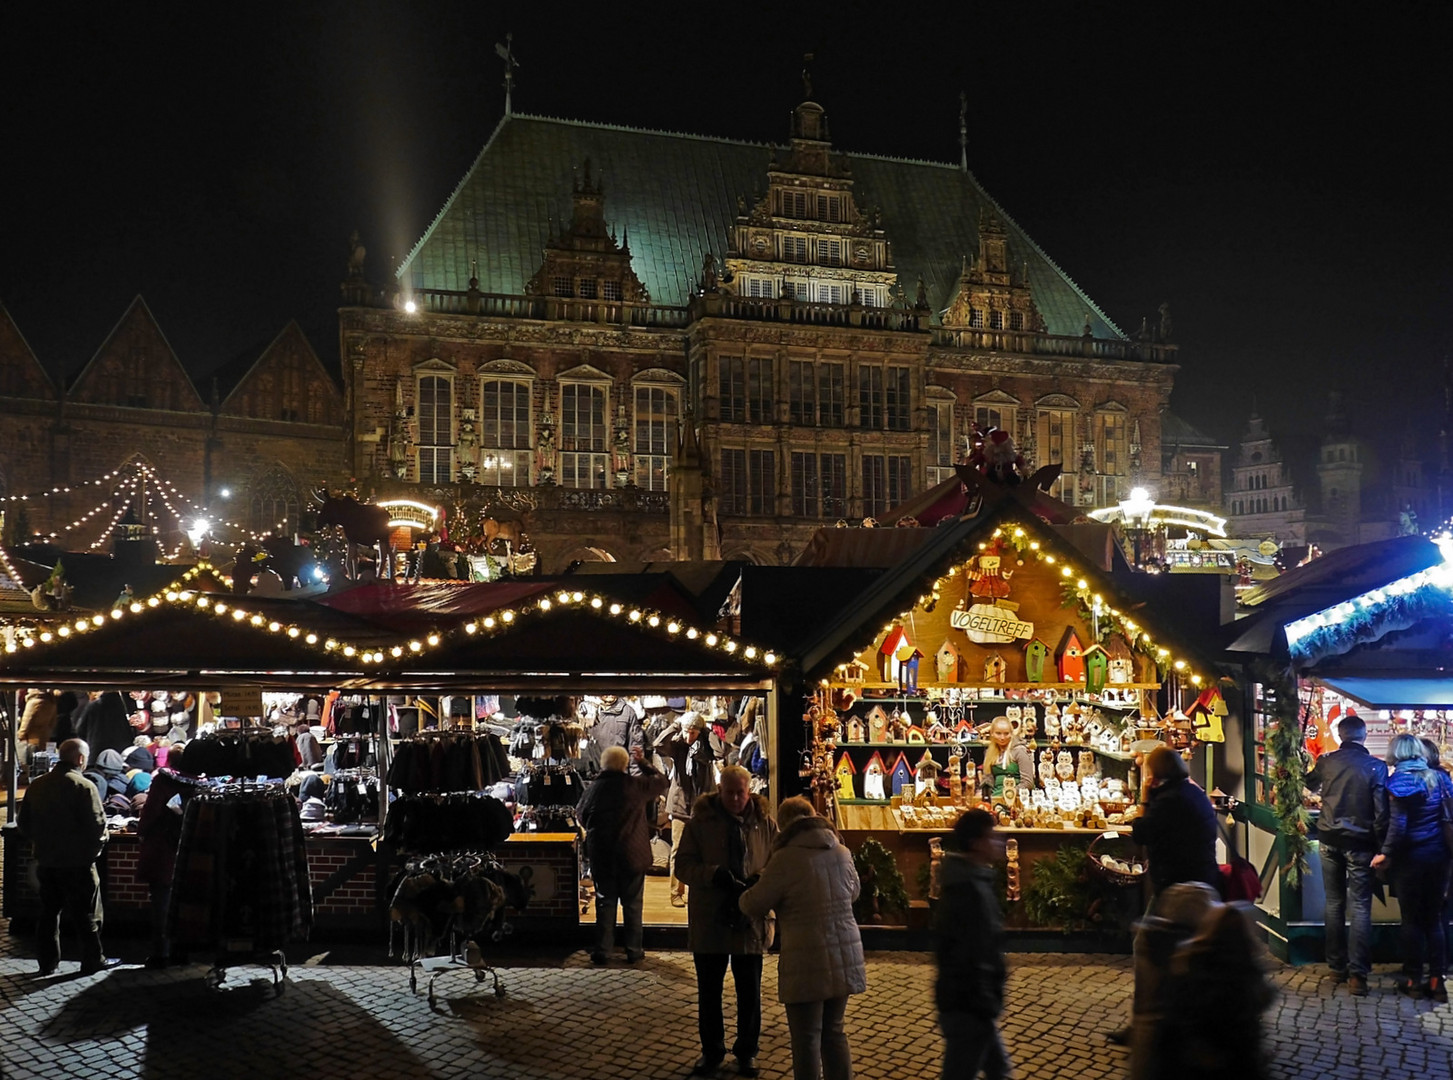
[495,33,521,117]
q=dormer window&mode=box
[602,280,622,302]
[989,309,1004,330]
[783,190,808,217]
[816,194,842,222]
[578,278,599,300]
[552,276,573,298]
[970,308,985,329]
[1009,311,1025,330]
[782,236,809,263]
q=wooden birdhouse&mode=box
[835,752,858,800]
[843,659,869,687]
[866,706,890,743]
[863,751,888,800]
[1082,644,1110,694]
[899,648,923,694]
[983,653,1008,683]
[1056,627,1086,683]
[915,750,941,795]
[954,719,977,743]
[1023,637,1052,683]
[1104,633,1135,685]
[888,751,915,796]
[906,724,927,744]
[935,639,960,685]
[879,625,913,682]
[846,715,866,743]
[1188,686,1228,744]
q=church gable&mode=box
[0,305,57,401]
[68,297,203,412]
[221,321,341,424]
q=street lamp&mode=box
[1117,487,1163,571]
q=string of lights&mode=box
[4,570,779,671]
[826,518,1209,695]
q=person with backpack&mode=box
[1373,733,1453,1001]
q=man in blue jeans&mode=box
[1305,714,1388,996]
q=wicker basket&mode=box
[1085,832,1148,889]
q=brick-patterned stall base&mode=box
[3,825,581,938]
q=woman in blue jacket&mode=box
[1372,733,1452,1001]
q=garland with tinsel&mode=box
[1059,580,1169,679]
[1258,661,1311,887]
[1289,584,1453,667]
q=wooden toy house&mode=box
[1056,627,1086,683]
[1082,644,1109,693]
[1023,637,1052,683]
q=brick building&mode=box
[339,93,1185,572]
[0,297,345,548]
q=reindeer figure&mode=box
[313,489,393,580]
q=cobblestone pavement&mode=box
[3,922,1452,1080]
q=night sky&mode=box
[5,3,1451,480]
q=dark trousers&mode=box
[36,865,104,971]
[1321,844,1375,976]
[1393,859,1450,981]
[693,952,762,1060]
[939,1010,1010,1080]
[593,871,645,956]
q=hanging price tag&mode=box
[544,773,552,786]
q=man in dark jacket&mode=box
[1113,746,1219,1058]
[578,744,669,964]
[16,739,119,975]
[590,695,643,758]
[675,766,777,1077]
[935,809,1010,1080]
[1305,714,1387,996]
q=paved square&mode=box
[2,929,1451,1079]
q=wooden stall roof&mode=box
[797,491,1218,682]
[0,595,385,688]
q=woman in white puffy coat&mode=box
[739,797,866,1080]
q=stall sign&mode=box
[952,603,1034,644]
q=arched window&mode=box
[249,466,300,536]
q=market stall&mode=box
[1224,531,1453,962]
[1,573,783,940]
[793,482,1226,932]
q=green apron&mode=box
[990,759,1020,798]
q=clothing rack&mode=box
[389,848,529,1004]
[168,784,312,995]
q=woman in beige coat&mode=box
[740,797,866,1080]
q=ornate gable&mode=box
[221,321,341,423]
[525,158,649,304]
[0,304,56,401]
[68,297,203,412]
[940,212,1045,332]
[723,94,900,309]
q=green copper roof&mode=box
[401,114,1126,340]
